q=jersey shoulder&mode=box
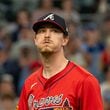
[69,62,100,91]
[70,61,97,81]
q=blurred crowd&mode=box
[0,0,110,110]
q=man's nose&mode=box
[44,29,51,38]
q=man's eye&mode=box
[37,29,45,33]
[51,28,61,33]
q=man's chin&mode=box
[40,48,53,55]
[40,51,53,56]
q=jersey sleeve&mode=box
[18,85,29,110]
[79,76,103,110]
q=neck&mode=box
[40,51,68,79]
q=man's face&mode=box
[34,24,68,54]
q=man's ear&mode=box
[34,33,36,38]
[34,34,37,45]
[62,36,69,46]
[34,39,37,46]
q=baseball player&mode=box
[18,13,103,110]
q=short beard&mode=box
[40,51,53,58]
[39,46,54,56]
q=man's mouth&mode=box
[43,40,52,43]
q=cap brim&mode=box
[32,20,68,35]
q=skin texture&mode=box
[34,24,69,78]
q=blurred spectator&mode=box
[10,40,35,60]
[0,41,21,86]
[74,0,101,22]
[101,66,110,110]
[100,0,110,13]
[98,0,108,13]
[0,74,17,109]
[0,42,7,74]
[17,26,34,41]
[0,93,16,110]
[17,46,41,95]
[102,89,110,110]
[10,37,41,96]
[100,37,110,73]
[101,14,110,43]
[11,9,32,42]
[0,0,14,22]
[101,66,110,92]
[61,0,80,24]
[12,0,38,12]
[0,24,7,40]
[66,19,81,38]
[16,9,31,28]
[10,26,35,59]
[0,74,15,96]
[0,42,18,73]
[0,34,12,52]
[32,0,62,23]
[0,23,13,52]
[75,0,100,14]
[82,22,104,80]
[65,36,87,68]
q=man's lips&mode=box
[43,40,52,43]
